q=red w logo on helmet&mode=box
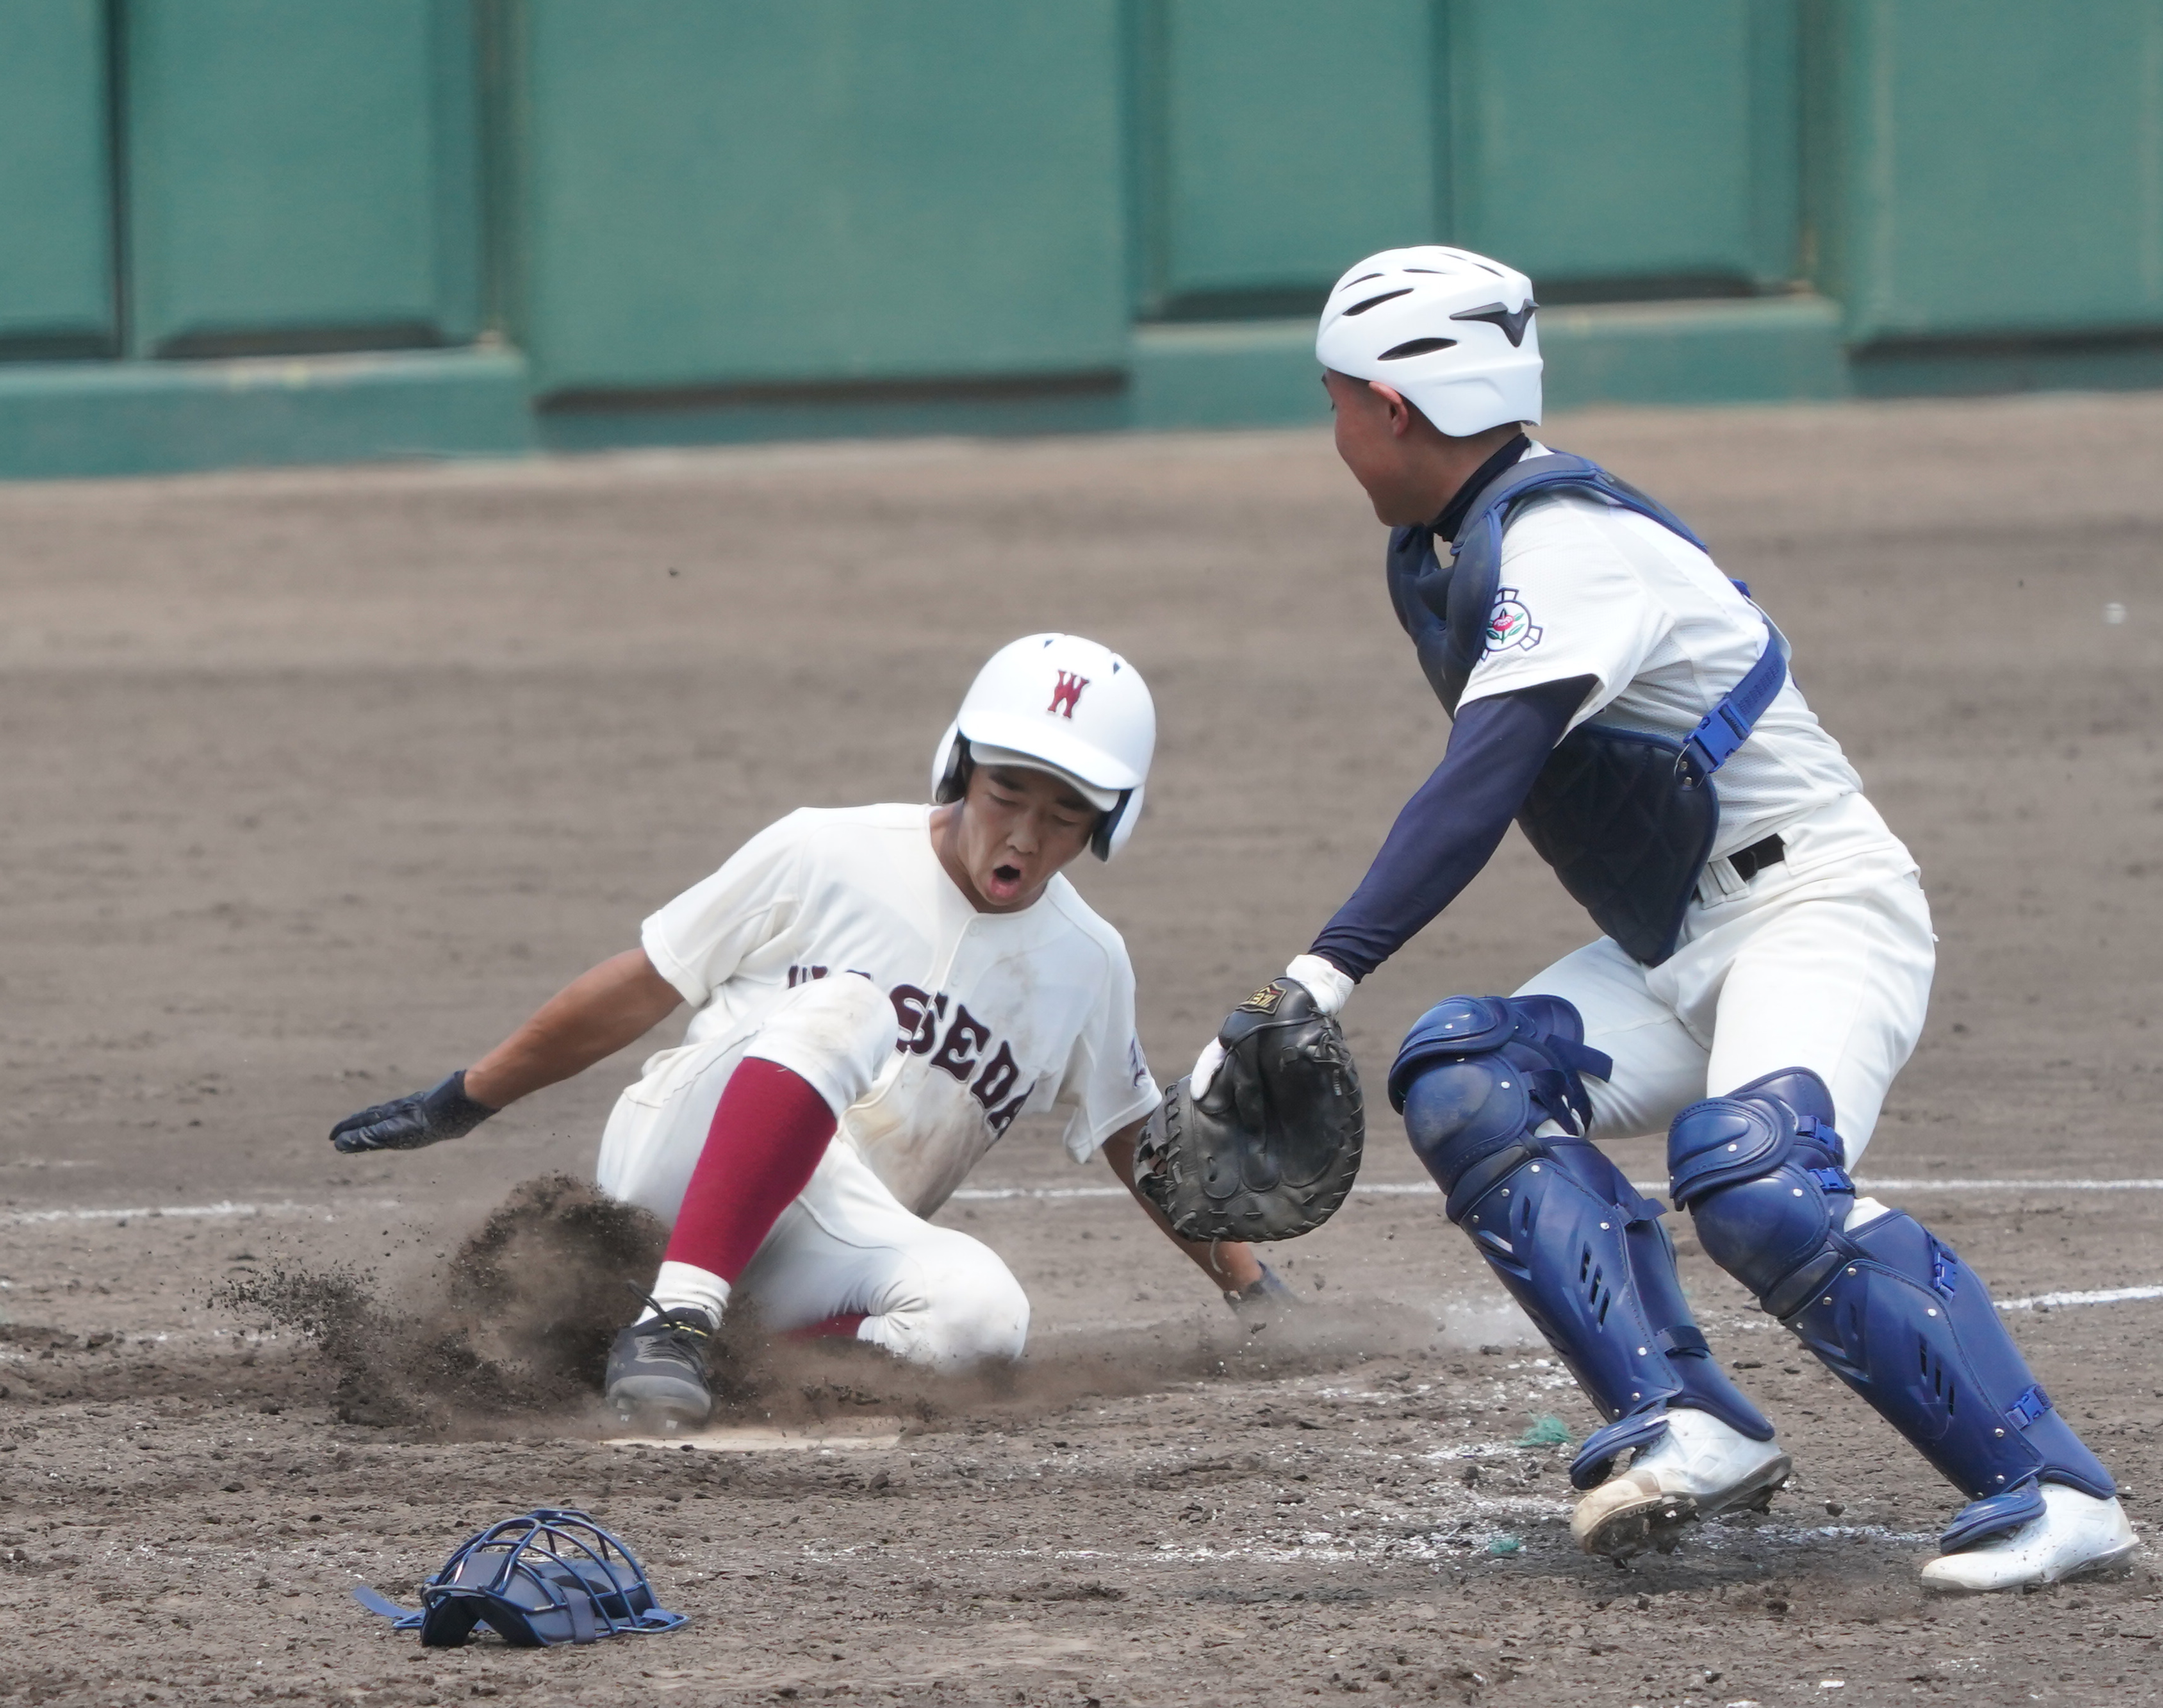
[1048,671,1089,718]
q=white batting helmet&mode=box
[930,634,1155,861]
[1315,246,1542,437]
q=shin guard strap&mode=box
[1570,1412,1668,1492]
[1942,1480,2046,1553]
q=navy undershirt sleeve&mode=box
[1308,675,1593,982]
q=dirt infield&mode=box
[3,393,2162,1705]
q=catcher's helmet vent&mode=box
[1378,337,1458,361]
[1343,288,1412,316]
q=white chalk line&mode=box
[1996,1283,2163,1312]
[5,1194,2158,1316]
[0,1199,400,1227]
[12,1176,2157,1224]
[951,1184,2163,1317]
[952,1177,2163,1203]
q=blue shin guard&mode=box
[1391,996,1775,1489]
[1670,1067,2116,1549]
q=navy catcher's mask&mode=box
[354,1508,686,1647]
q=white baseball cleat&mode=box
[1571,1407,1792,1560]
[1920,1483,2137,1593]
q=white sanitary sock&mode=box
[640,1260,730,1329]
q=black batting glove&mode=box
[328,1071,497,1154]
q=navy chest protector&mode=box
[1387,453,1790,966]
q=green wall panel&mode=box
[125,0,483,357]
[1145,0,1437,311]
[0,0,114,355]
[1821,0,2163,341]
[1449,0,1797,290]
[517,0,1129,394]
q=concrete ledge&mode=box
[1128,295,1851,430]
[1128,320,1329,431]
[0,348,534,479]
[1539,295,1848,408]
[1849,335,2163,399]
[539,380,1125,453]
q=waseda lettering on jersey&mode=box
[786,965,830,987]
[929,1005,994,1080]
[891,986,949,1054]
[1049,671,1089,718]
[972,1041,1022,1111]
[889,985,1032,1136]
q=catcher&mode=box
[327,634,1289,1426]
[1157,245,2131,1592]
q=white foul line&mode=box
[18,1178,2163,1223]
[1846,1178,2163,1194]
[4,1196,2156,1318]
[0,1199,399,1227]
[1995,1284,2163,1313]
[950,1178,2163,1204]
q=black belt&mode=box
[1727,833,1786,883]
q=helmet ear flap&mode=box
[930,724,972,805]
[1091,782,1142,862]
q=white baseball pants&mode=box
[1517,793,1936,1164]
[594,974,1030,1369]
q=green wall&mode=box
[0,0,115,358]
[124,0,483,356]
[517,0,1129,394]
[1134,0,1441,317]
[1,0,2159,477]
[1811,0,2163,343]
[1450,0,1800,293]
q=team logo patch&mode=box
[1240,984,1285,1015]
[1485,588,1543,654]
[1049,671,1089,717]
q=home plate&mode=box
[608,1419,906,1454]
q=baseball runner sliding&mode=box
[328,635,1290,1427]
[1156,246,2132,1593]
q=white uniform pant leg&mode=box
[736,1141,1030,1370]
[593,973,896,1226]
[1512,936,1711,1142]
[1685,873,1935,1164]
[1509,873,1933,1165]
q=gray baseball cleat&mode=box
[604,1307,716,1430]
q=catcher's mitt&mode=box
[1133,978,1364,1240]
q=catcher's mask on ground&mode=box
[354,1508,687,1647]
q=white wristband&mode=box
[1189,1037,1227,1099]
[1285,953,1353,1017]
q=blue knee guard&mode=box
[1671,1067,2116,1549]
[1391,996,1774,1489]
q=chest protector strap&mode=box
[1386,453,1790,966]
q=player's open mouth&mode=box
[985,862,1024,898]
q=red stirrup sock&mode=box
[651,1058,839,1320]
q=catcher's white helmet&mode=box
[1315,245,1542,437]
[930,634,1155,861]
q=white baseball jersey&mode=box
[1461,448,1870,862]
[638,804,1158,1217]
